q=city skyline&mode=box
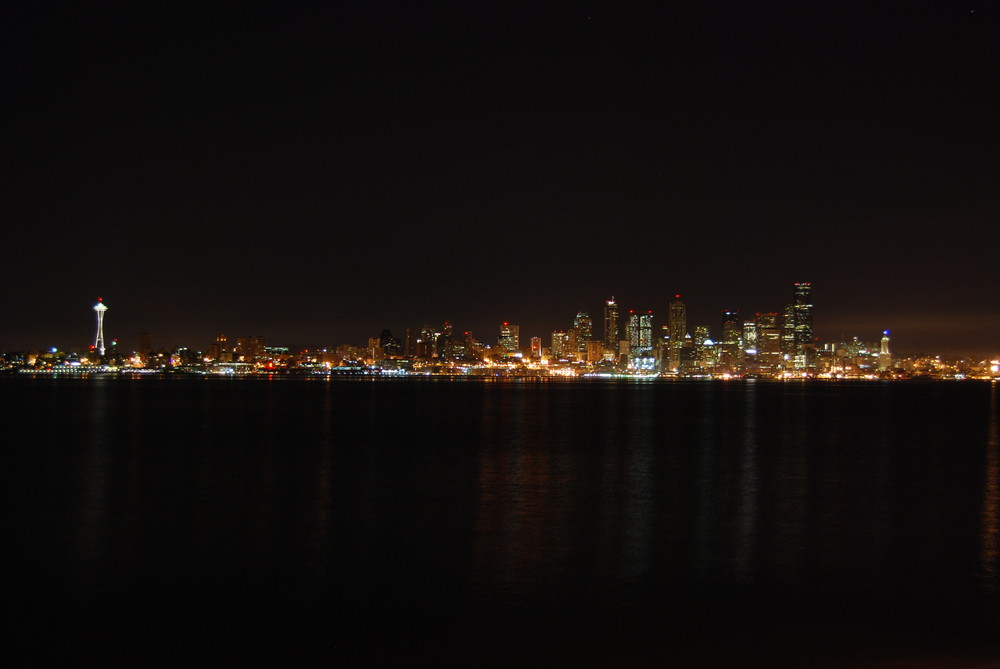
[5,4,999,356]
[7,281,998,367]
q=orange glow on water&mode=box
[982,384,999,586]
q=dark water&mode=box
[6,376,1000,666]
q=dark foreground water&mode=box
[6,376,1000,666]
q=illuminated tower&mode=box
[574,312,592,353]
[793,282,813,352]
[879,331,891,371]
[756,312,782,370]
[792,282,814,369]
[604,298,619,352]
[721,309,743,372]
[93,298,108,356]
[667,295,686,371]
[628,310,653,357]
[781,303,796,355]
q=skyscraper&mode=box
[565,329,578,358]
[756,312,782,370]
[379,329,402,356]
[530,336,542,358]
[793,282,813,354]
[667,295,686,372]
[879,331,892,371]
[628,310,653,357]
[418,324,438,358]
[721,310,743,371]
[499,322,520,353]
[604,298,619,353]
[785,282,815,370]
[433,321,453,357]
[742,321,759,352]
[551,330,568,358]
[781,303,796,356]
[574,312,593,354]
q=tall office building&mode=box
[742,321,759,352]
[781,303,796,355]
[742,320,759,372]
[879,331,892,371]
[565,329,578,357]
[236,335,266,362]
[693,325,711,369]
[434,322,454,357]
[667,295,686,371]
[793,282,813,353]
[721,310,743,371]
[551,330,568,357]
[781,282,815,369]
[628,310,654,357]
[574,312,593,353]
[530,336,542,358]
[756,312,782,369]
[418,324,438,358]
[499,322,520,353]
[604,298,619,352]
[379,329,402,356]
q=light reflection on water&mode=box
[7,376,1000,663]
[983,383,999,588]
[735,379,758,581]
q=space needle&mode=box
[93,297,108,356]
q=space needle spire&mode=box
[93,297,108,356]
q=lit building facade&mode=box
[499,322,520,353]
[793,282,814,365]
[756,312,782,370]
[628,310,653,357]
[574,312,593,354]
[551,330,568,358]
[721,310,743,371]
[667,295,686,372]
[604,298,619,353]
[236,335,266,362]
[879,331,892,371]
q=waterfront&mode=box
[7,376,1000,665]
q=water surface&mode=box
[7,377,1000,665]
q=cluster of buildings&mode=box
[347,282,992,379]
[4,283,999,380]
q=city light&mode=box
[1,284,996,380]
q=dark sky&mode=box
[5,2,999,356]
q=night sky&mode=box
[5,2,999,355]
